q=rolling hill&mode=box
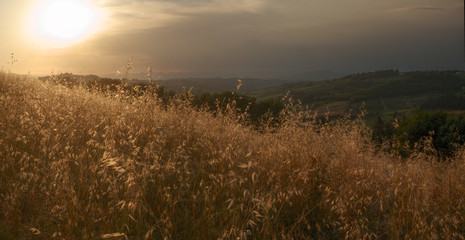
[251,70,465,120]
[38,70,465,122]
[157,77,289,94]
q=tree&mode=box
[394,111,465,158]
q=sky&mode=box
[0,0,464,78]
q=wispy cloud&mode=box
[101,0,266,14]
[412,7,446,11]
[98,0,267,34]
[389,6,447,13]
[110,12,149,20]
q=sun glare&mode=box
[27,0,103,46]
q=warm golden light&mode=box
[27,0,103,46]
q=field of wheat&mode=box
[1,71,464,239]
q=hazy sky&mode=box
[1,0,464,78]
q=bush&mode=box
[394,111,465,158]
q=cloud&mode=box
[76,1,463,77]
[110,12,149,20]
[11,0,464,76]
[412,7,446,11]
[389,5,449,13]
[101,0,266,14]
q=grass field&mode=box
[1,72,465,239]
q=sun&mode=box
[39,0,95,40]
[27,0,103,46]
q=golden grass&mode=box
[0,72,464,239]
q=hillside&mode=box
[157,77,288,94]
[37,70,465,121]
[39,73,291,95]
[281,70,346,82]
[2,71,465,239]
[252,70,465,119]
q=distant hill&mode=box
[99,70,344,93]
[38,73,101,83]
[102,70,344,83]
[157,78,289,94]
[282,70,346,82]
[38,73,291,95]
[38,70,465,121]
[101,71,221,81]
[251,70,465,120]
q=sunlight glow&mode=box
[27,0,104,46]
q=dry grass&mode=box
[1,72,464,239]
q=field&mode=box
[1,72,465,239]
